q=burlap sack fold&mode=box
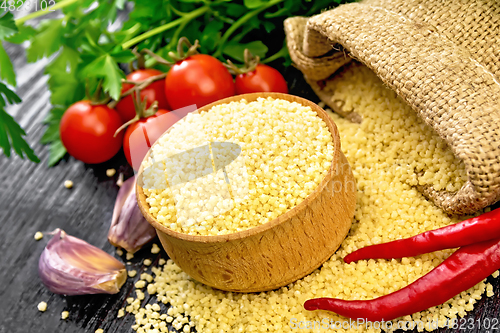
[284,0,500,215]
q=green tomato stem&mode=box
[213,0,284,58]
[232,25,254,44]
[122,6,209,50]
[168,3,188,17]
[15,0,79,24]
[119,23,142,46]
[167,20,189,50]
[261,45,289,64]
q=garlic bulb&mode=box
[38,229,127,295]
[108,175,156,253]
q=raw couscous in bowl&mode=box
[136,93,356,292]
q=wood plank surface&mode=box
[1,18,499,333]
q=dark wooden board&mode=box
[1,25,499,333]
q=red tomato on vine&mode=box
[115,69,169,123]
[235,64,288,95]
[165,54,235,110]
[123,110,181,170]
[59,101,124,164]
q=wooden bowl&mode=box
[136,93,357,292]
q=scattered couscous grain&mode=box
[34,231,43,241]
[126,64,494,332]
[151,243,160,254]
[116,248,123,256]
[128,270,137,278]
[141,97,334,236]
[143,259,152,266]
[486,284,494,297]
[117,308,125,318]
[146,283,156,295]
[136,290,145,301]
[37,301,47,312]
[61,311,69,320]
[116,173,124,187]
[64,180,73,189]
[126,252,134,260]
[95,329,104,333]
[106,168,116,177]
[141,273,153,283]
[135,280,146,289]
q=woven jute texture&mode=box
[284,0,500,215]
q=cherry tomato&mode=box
[115,69,169,123]
[60,101,124,164]
[165,54,235,110]
[123,110,181,170]
[235,64,288,95]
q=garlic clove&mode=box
[38,229,127,295]
[108,175,156,253]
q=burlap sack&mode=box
[284,0,500,215]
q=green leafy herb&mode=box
[0,13,17,87]
[47,139,66,167]
[45,47,83,107]
[5,24,36,44]
[0,42,15,85]
[0,12,18,40]
[0,82,20,108]
[26,19,65,63]
[0,83,39,162]
[81,54,124,101]
[223,41,268,63]
[41,107,65,145]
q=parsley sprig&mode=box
[0,11,39,162]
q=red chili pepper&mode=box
[344,208,500,263]
[304,236,500,321]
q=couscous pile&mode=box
[142,98,334,235]
[127,63,496,333]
